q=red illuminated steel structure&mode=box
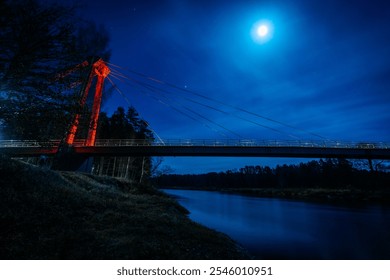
[65,58,110,146]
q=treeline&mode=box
[155,159,390,190]
[92,106,154,183]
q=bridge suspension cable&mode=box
[108,70,251,138]
[110,71,299,139]
[108,73,240,138]
[108,66,300,139]
[106,61,326,140]
[106,76,165,144]
[108,69,298,139]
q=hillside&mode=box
[0,156,249,259]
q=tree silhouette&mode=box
[155,159,390,191]
[0,0,111,140]
[93,106,155,183]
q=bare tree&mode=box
[352,159,389,172]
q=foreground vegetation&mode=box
[0,157,249,259]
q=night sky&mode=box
[48,0,390,173]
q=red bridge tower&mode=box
[65,58,110,146]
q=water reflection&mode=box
[163,189,390,259]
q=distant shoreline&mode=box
[158,186,390,205]
[154,159,390,205]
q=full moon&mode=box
[257,25,268,37]
[251,20,273,43]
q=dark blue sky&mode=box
[53,0,390,173]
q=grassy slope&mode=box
[0,157,249,259]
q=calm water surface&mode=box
[162,189,390,259]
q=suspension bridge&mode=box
[1,139,389,159]
[1,58,389,170]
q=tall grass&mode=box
[0,156,249,259]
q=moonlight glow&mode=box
[251,20,273,44]
[257,25,268,37]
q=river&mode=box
[162,189,390,259]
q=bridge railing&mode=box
[1,139,389,149]
[92,139,390,149]
[0,140,60,147]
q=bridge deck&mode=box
[0,139,389,159]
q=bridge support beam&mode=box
[72,145,390,159]
[2,142,390,162]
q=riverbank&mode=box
[0,157,249,259]
[160,186,390,205]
